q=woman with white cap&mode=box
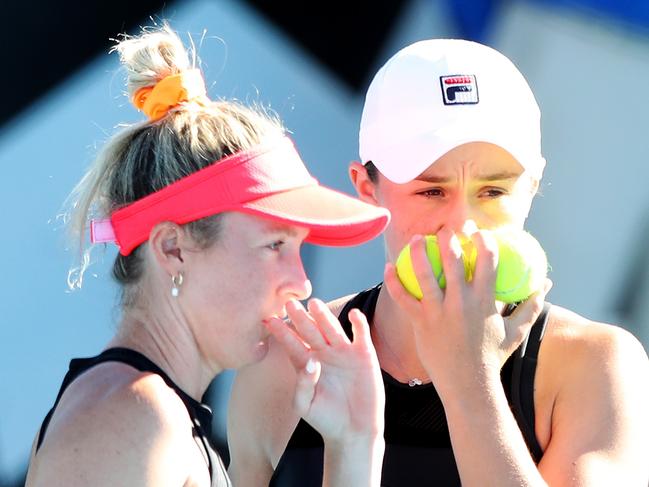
[24,25,389,487]
[229,39,649,486]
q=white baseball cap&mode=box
[359,39,545,184]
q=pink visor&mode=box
[90,136,390,255]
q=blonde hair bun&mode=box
[113,25,193,101]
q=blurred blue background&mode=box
[1,0,648,484]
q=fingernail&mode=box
[410,234,423,244]
[311,298,325,311]
[305,358,317,374]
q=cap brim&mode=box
[369,120,544,184]
[239,185,390,246]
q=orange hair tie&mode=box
[132,69,207,121]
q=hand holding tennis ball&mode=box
[395,229,548,303]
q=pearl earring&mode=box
[171,272,184,298]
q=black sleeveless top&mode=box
[35,347,230,487]
[271,284,551,487]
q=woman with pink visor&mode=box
[25,26,389,487]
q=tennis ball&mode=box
[394,230,548,303]
[395,235,473,299]
[493,229,548,303]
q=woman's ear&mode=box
[148,222,186,276]
[349,161,379,205]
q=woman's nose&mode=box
[282,258,312,301]
[443,196,475,234]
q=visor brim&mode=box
[240,185,390,247]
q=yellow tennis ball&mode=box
[493,229,548,303]
[395,235,473,299]
[394,230,548,303]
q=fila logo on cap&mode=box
[440,75,479,105]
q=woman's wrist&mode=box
[323,430,385,452]
[323,434,385,486]
[433,365,503,410]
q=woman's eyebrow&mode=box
[474,171,521,182]
[414,174,453,183]
[264,223,301,237]
[414,171,520,183]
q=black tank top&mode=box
[35,347,230,487]
[271,284,550,487]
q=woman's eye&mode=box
[419,188,445,198]
[267,240,285,251]
[481,188,506,198]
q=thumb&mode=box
[293,357,321,417]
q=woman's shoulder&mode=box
[60,360,189,427]
[543,305,646,360]
[29,362,193,486]
[531,307,649,483]
[537,304,648,413]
